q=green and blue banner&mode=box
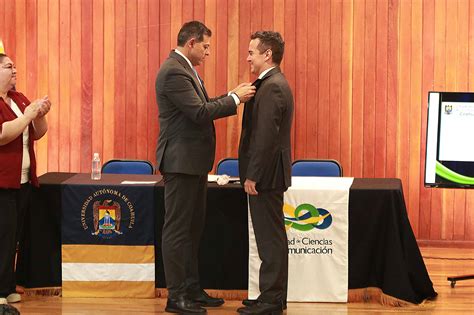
[248,176,353,302]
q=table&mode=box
[16,173,437,304]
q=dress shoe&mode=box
[0,304,20,315]
[6,293,21,303]
[242,299,287,310]
[165,296,206,314]
[189,289,224,307]
[237,301,283,315]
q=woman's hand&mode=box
[37,96,51,118]
[25,96,51,121]
[23,101,41,121]
[30,96,50,140]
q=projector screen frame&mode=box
[424,91,474,188]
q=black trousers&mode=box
[162,173,207,299]
[0,183,31,298]
[249,190,288,306]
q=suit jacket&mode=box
[155,51,237,175]
[238,67,294,191]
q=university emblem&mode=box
[284,203,333,231]
[80,188,136,239]
[91,200,123,236]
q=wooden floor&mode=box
[11,247,474,314]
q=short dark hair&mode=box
[177,21,212,47]
[0,53,8,63]
[250,31,285,65]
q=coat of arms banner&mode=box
[61,174,156,298]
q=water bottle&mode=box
[91,153,101,180]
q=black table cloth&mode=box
[16,173,436,304]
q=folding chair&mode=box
[102,159,154,175]
[216,158,239,177]
[291,159,342,177]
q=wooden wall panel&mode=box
[1,3,6,52]
[113,0,126,159]
[26,0,38,100]
[431,0,446,241]
[386,0,399,179]
[398,0,411,224]
[444,0,457,240]
[318,0,330,158]
[214,0,228,166]
[58,0,71,172]
[170,0,182,43]
[340,0,353,176]
[36,0,48,175]
[409,0,422,235]
[329,0,342,163]
[295,0,307,158]
[419,0,435,240]
[284,0,296,160]
[47,0,59,172]
[351,0,364,178]
[4,1,16,64]
[92,0,105,161]
[453,0,469,240]
[374,0,388,178]
[103,0,116,164]
[363,0,376,178]
[467,0,474,241]
[125,0,138,158]
[1,0,473,245]
[77,0,86,171]
[147,0,160,164]
[305,0,317,159]
[137,0,149,160]
[226,0,240,158]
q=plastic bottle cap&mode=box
[93,153,99,158]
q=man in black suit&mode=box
[155,21,256,314]
[237,31,294,315]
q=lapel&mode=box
[169,50,209,101]
[242,67,281,131]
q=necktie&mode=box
[191,67,209,101]
[242,79,262,128]
[192,67,203,88]
[252,78,262,90]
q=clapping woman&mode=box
[0,53,51,305]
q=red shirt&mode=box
[0,90,39,188]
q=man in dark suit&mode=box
[155,21,256,314]
[237,31,294,315]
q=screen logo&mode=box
[444,104,453,115]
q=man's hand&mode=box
[230,83,249,94]
[233,83,256,103]
[244,179,258,195]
